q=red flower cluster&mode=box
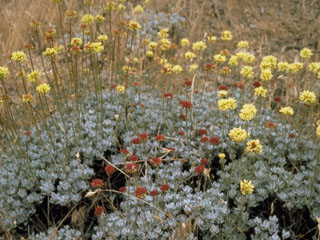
[138,133,149,142]
[198,129,208,135]
[209,137,220,145]
[131,138,141,144]
[200,136,209,143]
[266,122,277,129]
[177,131,185,136]
[160,184,170,192]
[105,165,115,175]
[273,97,282,103]
[149,190,159,196]
[120,148,129,154]
[205,63,216,71]
[94,206,104,216]
[218,85,229,91]
[24,131,32,136]
[289,133,295,138]
[194,165,205,175]
[150,157,162,167]
[125,163,139,174]
[134,186,147,199]
[184,79,192,86]
[91,179,104,188]
[119,186,127,192]
[180,100,192,108]
[155,134,165,142]
[179,114,186,119]
[129,155,139,162]
[163,92,174,99]
[232,82,244,89]
[253,81,262,88]
[200,158,209,166]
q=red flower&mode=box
[138,133,149,141]
[198,129,208,135]
[94,206,104,216]
[129,155,139,162]
[125,163,139,174]
[179,114,186,119]
[194,165,205,175]
[131,138,141,144]
[218,85,229,91]
[155,134,165,142]
[200,158,209,166]
[253,81,262,88]
[232,82,244,89]
[149,190,159,196]
[177,131,185,136]
[289,133,295,138]
[200,136,209,143]
[164,92,174,99]
[91,179,104,188]
[119,186,127,192]
[111,83,117,88]
[184,79,192,86]
[273,97,281,103]
[24,43,34,49]
[134,186,148,199]
[160,184,170,192]
[266,122,276,129]
[105,165,115,175]
[24,131,32,136]
[120,148,129,154]
[209,137,220,145]
[205,63,216,71]
[150,157,162,167]
[180,100,192,108]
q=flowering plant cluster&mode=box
[0,0,320,239]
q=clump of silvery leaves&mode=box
[0,86,319,239]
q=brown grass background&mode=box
[1,0,320,64]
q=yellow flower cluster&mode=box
[95,15,105,24]
[71,38,82,46]
[218,97,237,111]
[97,35,108,42]
[308,62,320,73]
[22,94,33,103]
[116,85,125,93]
[81,14,95,25]
[160,39,171,51]
[11,51,27,61]
[146,51,153,57]
[277,61,290,72]
[218,90,228,98]
[0,97,4,104]
[221,31,232,41]
[105,2,116,11]
[185,51,196,60]
[260,69,273,81]
[260,55,277,70]
[239,104,257,121]
[36,83,51,94]
[236,52,255,63]
[240,66,254,79]
[180,38,190,47]
[213,54,226,64]
[279,106,294,116]
[43,48,58,58]
[158,28,169,39]
[134,5,144,13]
[288,62,303,74]
[228,55,238,66]
[189,64,198,73]
[240,180,254,195]
[0,66,9,79]
[254,86,267,97]
[192,41,206,51]
[172,65,183,74]
[237,41,249,49]
[229,127,248,142]
[149,42,158,50]
[128,20,141,31]
[27,71,41,83]
[218,153,226,159]
[118,3,126,11]
[299,90,317,105]
[84,42,104,53]
[245,139,263,154]
[207,36,217,44]
[300,48,313,59]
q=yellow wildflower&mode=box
[97,35,108,42]
[180,38,190,47]
[221,31,232,41]
[237,41,249,49]
[116,85,125,93]
[260,55,277,70]
[22,94,33,103]
[118,4,126,11]
[240,66,254,79]
[134,5,144,13]
[160,39,171,51]
[300,48,313,59]
[229,127,248,142]
[0,97,4,104]
[239,104,257,121]
[189,64,198,73]
[279,106,294,116]
[218,90,228,98]
[213,54,226,64]
[105,2,116,11]
[11,51,27,61]
[71,38,82,46]
[185,51,196,60]
[128,20,141,31]
[146,51,153,58]
[27,71,41,83]
[36,83,51,94]
[172,65,183,74]
[254,86,267,98]
[81,14,95,25]
[308,62,320,73]
[299,90,317,105]
[149,42,158,50]
[95,15,105,24]
[245,139,263,154]
[288,62,303,74]
[158,28,169,39]
[192,41,206,51]
[278,61,290,72]
[260,69,273,81]
[218,97,237,111]
[228,55,238,66]
[240,180,254,195]
[207,36,217,44]
[84,42,104,53]
[43,48,58,58]
[0,67,9,79]
[218,153,226,159]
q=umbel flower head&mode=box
[254,86,267,97]
[240,180,254,195]
[192,41,206,51]
[218,97,237,111]
[134,186,147,199]
[240,66,254,79]
[245,139,263,154]
[300,48,313,59]
[0,66,9,79]
[36,83,51,94]
[239,104,257,121]
[11,51,27,61]
[279,106,294,116]
[116,85,125,93]
[229,127,249,142]
[221,30,232,41]
[299,90,317,105]
[128,20,141,31]
[22,94,33,103]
